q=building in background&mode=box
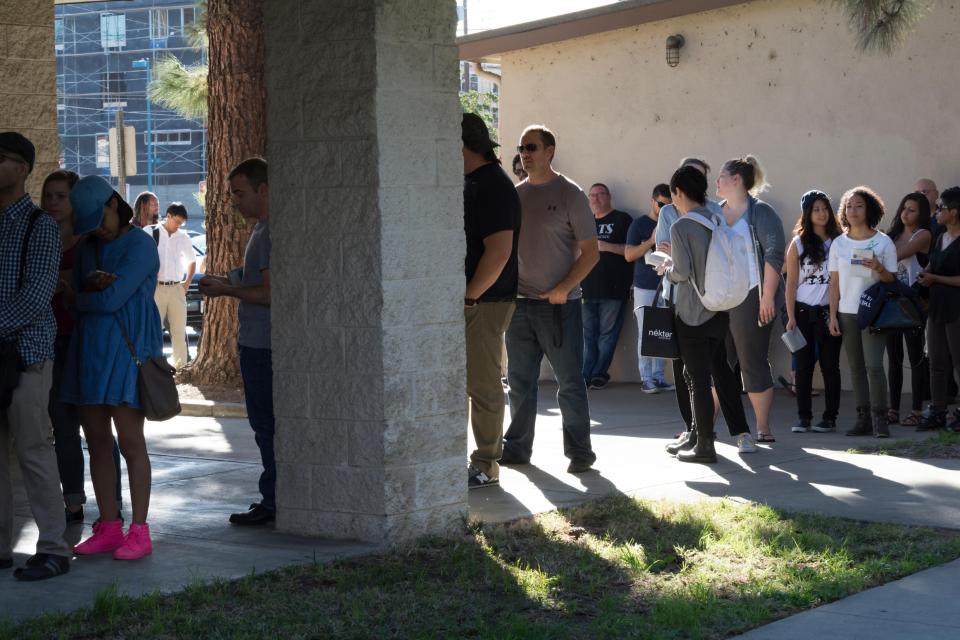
[56,0,206,231]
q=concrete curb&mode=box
[179,400,247,419]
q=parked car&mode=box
[185,232,206,332]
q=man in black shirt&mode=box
[580,183,634,389]
[462,114,521,489]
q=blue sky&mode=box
[458,0,618,35]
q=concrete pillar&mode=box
[0,0,58,197]
[265,0,466,543]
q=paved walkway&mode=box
[4,384,960,637]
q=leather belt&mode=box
[158,281,182,286]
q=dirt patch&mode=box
[176,381,244,404]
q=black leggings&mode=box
[794,303,842,421]
[676,313,737,441]
[886,329,929,412]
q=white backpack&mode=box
[685,211,752,311]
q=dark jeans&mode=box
[887,329,929,412]
[794,303,842,421]
[240,345,275,511]
[676,313,730,442]
[50,335,122,507]
[927,318,960,409]
[504,299,595,464]
[581,298,626,383]
[673,327,749,437]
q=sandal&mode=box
[13,553,70,581]
[886,409,900,424]
[900,413,922,427]
[756,433,776,443]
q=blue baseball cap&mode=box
[801,189,830,216]
[71,175,115,234]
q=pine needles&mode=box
[835,0,931,54]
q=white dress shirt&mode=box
[146,224,196,282]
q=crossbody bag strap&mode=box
[114,314,142,368]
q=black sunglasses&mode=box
[517,143,540,153]
[654,200,671,208]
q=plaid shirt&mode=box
[0,194,61,366]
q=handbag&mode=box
[870,295,923,334]
[1,209,42,410]
[116,315,181,421]
[640,283,680,359]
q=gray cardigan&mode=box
[665,206,716,327]
[743,196,786,303]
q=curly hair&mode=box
[838,186,886,230]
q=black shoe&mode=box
[13,554,70,581]
[665,431,696,455]
[567,459,594,474]
[588,377,608,390]
[676,438,717,464]
[65,506,84,525]
[0,557,11,569]
[872,410,890,438]
[845,407,873,436]
[229,503,276,526]
[498,446,530,466]
[917,410,946,432]
[811,419,837,433]
[791,419,811,433]
[467,465,499,489]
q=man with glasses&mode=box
[580,183,634,390]
[0,132,72,580]
[916,178,944,235]
[500,124,599,473]
[625,184,675,393]
[145,202,196,369]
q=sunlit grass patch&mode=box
[849,430,960,458]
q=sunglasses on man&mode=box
[516,143,540,153]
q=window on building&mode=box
[100,12,126,49]
[182,7,196,26]
[146,130,192,146]
[150,9,169,40]
[102,71,127,107]
[95,135,110,168]
[54,18,64,51]
[469,73,479,92]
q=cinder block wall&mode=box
[0,1,58,198]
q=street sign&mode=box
[108,125,137,177]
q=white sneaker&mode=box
[737,433,758,453]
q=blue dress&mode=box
[60,229,162,408]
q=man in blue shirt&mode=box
[0,132,71,580]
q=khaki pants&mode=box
[155,283,188,369]
[0,360,69,558]
[466,302,515,478]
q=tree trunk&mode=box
[180,0,266,387]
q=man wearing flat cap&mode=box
[0,132,72,580]
[462,113,520,489]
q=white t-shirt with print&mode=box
[827,231,898,315]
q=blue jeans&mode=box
[240,345,275,511]
[632,287,666,383]
[581,299,627,383]
[503,300,595,464]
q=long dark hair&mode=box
[793,194,841,265]
[886,192,931,242]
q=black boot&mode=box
[677,431,717,463]
[917,409,946,432]
[845,407,873,436]
[666,430,696,455]
[872,409,890,438]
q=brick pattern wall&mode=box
[267,0,465,543]
[0,1,57,198]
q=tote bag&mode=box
[640,283,680,359]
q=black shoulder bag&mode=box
[1,209,42,410]
[95,241,181,421]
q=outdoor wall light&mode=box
[666,34,685,67]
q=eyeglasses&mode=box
[517,143,540,153]
[654,200,671,209]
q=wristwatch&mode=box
[464,297,478,307]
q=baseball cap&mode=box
[0,132,36,172]
[71,175,116,234]
[801,189,830,215]
[461,113,499,155]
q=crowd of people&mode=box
[0,131,273,581]
[462,114,960,481]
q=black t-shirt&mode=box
[928,230,960,323]
[581,209,634,300]
[464,163,521,300]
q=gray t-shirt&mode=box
[238,221,271,349]
[516,174,596,300]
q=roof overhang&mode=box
[457,0,750,62]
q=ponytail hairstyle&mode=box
[886,192,931,242]
[722,155,769,197]
[793,190,840,265]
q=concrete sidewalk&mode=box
[3,383,959,635]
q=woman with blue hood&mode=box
[60,175,161,561]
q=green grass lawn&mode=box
[850,430,960,458]
[4,496,960,640]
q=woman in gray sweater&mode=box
[659,166,729,463]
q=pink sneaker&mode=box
[113,523,152,560]
[74,519,125,555]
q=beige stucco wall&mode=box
[0,0,58,198]
[500,0,960,385]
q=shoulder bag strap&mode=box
[114,314,142,368]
